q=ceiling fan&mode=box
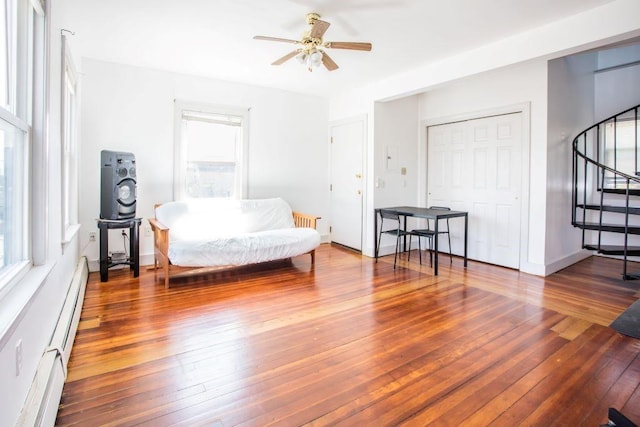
[254,12,372,72]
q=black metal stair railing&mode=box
[572,103,640,279]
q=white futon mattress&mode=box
[168,227,320,267]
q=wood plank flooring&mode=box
[57,244,640,426]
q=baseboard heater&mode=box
[17,257,89,426]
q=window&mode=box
[0,0,45,293]
[602,118,639,188]
[61,34,79,242]
[174,102,248,200]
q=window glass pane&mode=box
[0,119,25,273]
[182,116,241,198]
[62,68,76,229]
[603,120,638,187]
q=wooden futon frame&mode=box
[148,209,319,289]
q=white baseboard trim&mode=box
[519,250,592,277]
[543,249,593,276]
[17,257,88,426]
[91,243,593,278]
[519,261,545,276]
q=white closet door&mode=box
[427,113,522,268]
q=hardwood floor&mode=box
[57,244,640,426]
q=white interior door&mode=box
[428,113,522,268]
[330,118,365,251]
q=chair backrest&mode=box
[378,209,403,234]
[379,209,400,221]
[429,206,451,230]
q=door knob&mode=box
[355,173,362,178]
[357,190,362,195]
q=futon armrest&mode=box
[292,211,320,229]
[148,217,170,259]
[148,217,168,232]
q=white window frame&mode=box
[0,0,45,298]
[173,100,249,200]
[602,118,639,188]
[61,33,79,244]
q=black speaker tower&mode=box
[100,150,137,220]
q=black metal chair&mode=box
[411,206,453,266]
[376,209,421,269]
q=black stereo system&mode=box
[100,150,137,220]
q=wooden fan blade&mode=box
[254,35,299,44]
[322,52,339,71]
[272,50,300,65]
[310,19,331,39]
[325,41,372,51]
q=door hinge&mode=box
[330,184,332,191]
[329,226,332,233]
[330,136,334,144]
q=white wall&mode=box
[595,65,640,121]
[546,53,597,271]
[595,43,640,120]
[373,96,420,208]
[78,59,330,269]
[0,2,82,425]
[417,60,547,274]
[372,96,420,255]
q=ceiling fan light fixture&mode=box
[296,48,323,71]
[309,49,323,68]
[296,51,308,64]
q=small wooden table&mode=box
[374,206,468,275]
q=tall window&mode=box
[174,102,248,200]
[0,0,44,292]
[603,118,639,188]
[61,34,78,242]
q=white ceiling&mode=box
[57,0,615,97]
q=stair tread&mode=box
[573,222,640,234]
[584,244,640,255]
[584,244,640,250]
[578,204,640,215]
[601,188,640,196]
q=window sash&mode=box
[174,102,248,201]
[61,34,78,237]
[181,110,241,127]
[0,101,29,287]
[0,0,43,294]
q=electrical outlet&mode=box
[89,231,96,242]
[16,339,22,377]
[144,226,152,237]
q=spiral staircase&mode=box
[572,103,640,279]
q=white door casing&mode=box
[330,118,365,251]
[428,113,522,268]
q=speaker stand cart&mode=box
[97,218,142,282]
